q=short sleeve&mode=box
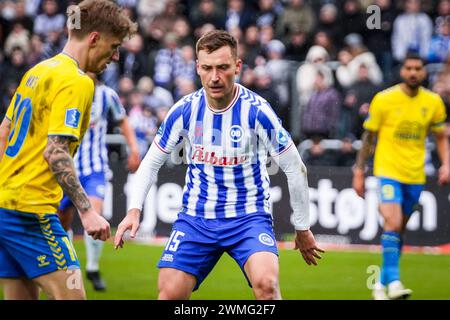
[153,100,188,153]
[47,75,94,140]
[363,93,383,132]
[256,103,293,157]
[5,93,18,120]
[430,95,447,133]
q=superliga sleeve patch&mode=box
[65,108,81,128]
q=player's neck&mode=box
[399,83,420,97]
[62,40,88,72]
[206,84,237,111]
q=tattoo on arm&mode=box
[44,136,91,213]
[355,130,377,170]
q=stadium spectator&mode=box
[392,0,433,63]
[3,21,30,57]
[313,30,338,61]
[296,45,334,113]
[147,0,184,43]
[252,65,280,109]
[2,47,28,87]
[276,0,316,38]
[315,3,343,48]
[366,0,397,84]
[338,63,380,140]
[301,68,341,140]
[224,0,255,32]
[153,32,183,92]
[427,15,450,63]
[336,33,383,88]
[33,0,65,39]
[341,0,366,37]
[265,39,290,121]
[12,0,34,34]
[189,0,225,34]
[283,26,310,61]
[118,33,150,83]
[352,53,449,300]
[137,76,174,123]
[115,29,323,300]
[255,0,282,28]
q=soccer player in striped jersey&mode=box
[115,30,324,300]
[58,73,140,291]
[353,53,449,300]
[0,0,136,300]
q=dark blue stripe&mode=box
[195,164,207,217]
[182,163,195,212]
[231,98,242,148]
[256,109,275,140]
[159,105,184,149]
[233,165,246,215]
[212,114,222,146]
[214,166,226,218]
[194,95,206,145]
[101,90,107,118]
[182,101,192,130]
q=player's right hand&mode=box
[352,168,365,198]
[114,209,141,250]
[80,209,111,241]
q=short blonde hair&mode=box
[68,0,137,40]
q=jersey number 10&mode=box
[6,93,32,157]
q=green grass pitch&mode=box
[1,240,449,300]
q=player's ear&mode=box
[235,58,242,76]
[87,31,101,47]
[196,60,200,75]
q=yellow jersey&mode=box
[0,53,94,214]
[363,84,447,184]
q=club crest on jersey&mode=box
[229,125,244,142]
[258,233,275,246]
[65,108,81,128]
[276,128,290,146]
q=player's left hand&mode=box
[437,164,450,185]
[127,150,141,173]
[294,230,325,266]
[114,209,141,249]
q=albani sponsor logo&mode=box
[191,146,248,166]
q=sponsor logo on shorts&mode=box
[161,253,174,262]
[258,233,275,246]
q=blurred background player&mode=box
[0,0,137,300]
[58,73,140,291]
[115,30,324,300]
[352,52,449,300]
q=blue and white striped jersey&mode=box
[154,83,293,219]
[74,84,126,177]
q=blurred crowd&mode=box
[0,0,449,167]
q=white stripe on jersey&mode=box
[154,83,293,220]
[74,84,126,177]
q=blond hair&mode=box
[67,0,137,40]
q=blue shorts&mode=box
[0,208,80,279]
[59,172,106,210]
[157,213,279,291]
[378,177,424,216]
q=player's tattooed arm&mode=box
[44,136,92,213]
[354,130,377,171]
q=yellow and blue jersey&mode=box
[0,53,94,214]
[364,85,447,184]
